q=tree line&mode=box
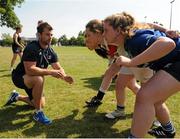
[0,30,85,47]
[58,31,85,46]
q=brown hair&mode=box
[15,26,22,31]
[85,19,103,33]
[38,20,43,25]
[37,22,53,34]
[104,12,150,38]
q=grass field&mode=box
[0,46,179,138]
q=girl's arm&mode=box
[116,37,176,67]
[99,62,120,91]
[148,23,180,38]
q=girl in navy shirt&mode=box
[103,12,180,138]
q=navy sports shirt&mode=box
[15,41,58,75]
[125,29,180,71]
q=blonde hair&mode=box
[104,12,150,38]
[85,19,103,33]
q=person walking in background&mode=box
[10,26,25,71]
[5,22,74,125]
[103,11,180,138]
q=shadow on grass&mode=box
[0,69,9,72]
[119,128,131,137]
[22,107,132,138]
[81,76,115,91]
[0,69,11,78]
[0,74,11,78]
[0,105,33,133]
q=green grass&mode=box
[0,46,179,138]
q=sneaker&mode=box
[152,120,161,127]
[105,109,125,119]
[148,126,176,138]
[85,96,102,107]
[5,90,19,106]
[33,111,52,125]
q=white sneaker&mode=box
[152,120,161,127]
[105,109,125,119]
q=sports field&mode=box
[0,46,179,138]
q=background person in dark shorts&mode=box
[5,22,74,125]
[10,26,25,71]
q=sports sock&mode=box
[117,105,125,111]
[96,90,105,100]
[162,121,175,133]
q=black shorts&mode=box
[163,61,180,82]
[12,46,22,54]
[12,70,33,100]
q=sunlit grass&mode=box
[0,46,179,137]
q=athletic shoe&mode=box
[33,111,52,125]
[5,90,19,106]
[148,126,176,138]
[152,120,161,127]
[105,109,125,119]
[85,96,102,107]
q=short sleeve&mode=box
[49,48,58,64]
[51,52,58,63]
[22,43,38,62]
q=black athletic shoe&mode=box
[85,96,102,107]
[148,126,176,138]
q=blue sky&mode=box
[0,0,180,39]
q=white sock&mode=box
[99,87,106,93]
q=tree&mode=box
[69,36,77,46]
[51,37,58,46]
[1,33,13,46]
[76,31,85,46]
[0,0,25,29]
[78,30,84,36]
[59,35,69,46]
[58,31,85,46]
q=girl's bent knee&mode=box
[136,90,152,104]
